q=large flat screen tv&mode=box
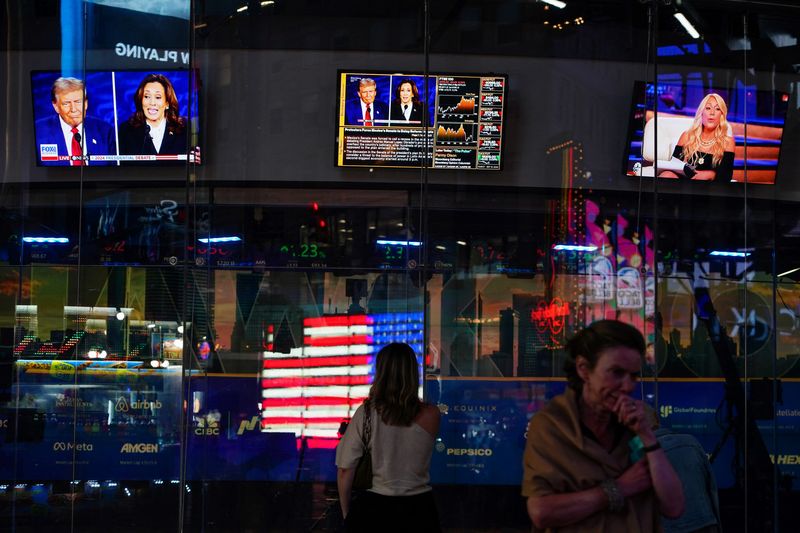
[336,71,507,170]
[623,80,789,184]
[31,69,200,166]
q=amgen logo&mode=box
[120,443,159,453]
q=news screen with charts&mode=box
[623,80,789,184]
[336,71,507,170]
[31,69,200,166]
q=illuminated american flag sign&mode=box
[260,312,423,445]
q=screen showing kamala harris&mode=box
[31,69,200,166]
[336,71,507,170]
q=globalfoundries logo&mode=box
[659,405,716,419]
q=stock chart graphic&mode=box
[337,71,506,170]
[437,96,478,119]
[436,124,477,145]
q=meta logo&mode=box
[446,448,493,457]
[53,442,93,452]
[120,443,159,453]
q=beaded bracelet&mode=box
[601,479,625,512]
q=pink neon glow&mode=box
[300,438,339,449]
[262,416,346,425]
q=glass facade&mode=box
[1,0,799,530]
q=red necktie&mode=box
[364,105,372,127]
[71,127,83,166]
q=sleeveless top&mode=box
[335,403,435,496]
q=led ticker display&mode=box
[336,71,507,170]
[260,312,423,446]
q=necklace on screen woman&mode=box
[697,136,715,165]
[698,135,715,147]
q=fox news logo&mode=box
[40,144,59,161]
[120,443,159,453]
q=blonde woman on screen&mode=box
[659,93,735,181]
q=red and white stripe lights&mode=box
[260,313,423,445]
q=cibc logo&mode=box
[195,415,220,436]
[120,443,159,453]
[53,442,93,452]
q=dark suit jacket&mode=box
[34,115,116,166]
[390,102,425,125]
[118,119,189,159]
[344,99,389,126]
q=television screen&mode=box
[623,80,789,184]
[336,71,507,170]
[31,69,200,166]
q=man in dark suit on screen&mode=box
[34,77,116,166]
[344,77,389,127]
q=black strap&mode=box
[361,400,372,453]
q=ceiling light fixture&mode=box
[674,12,700,39]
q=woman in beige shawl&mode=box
[522,320,684,532]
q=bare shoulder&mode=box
[415,402,441,437]
[724,135,735,151]
[677,130,691,145]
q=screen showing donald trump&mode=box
[31,69,200,166]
